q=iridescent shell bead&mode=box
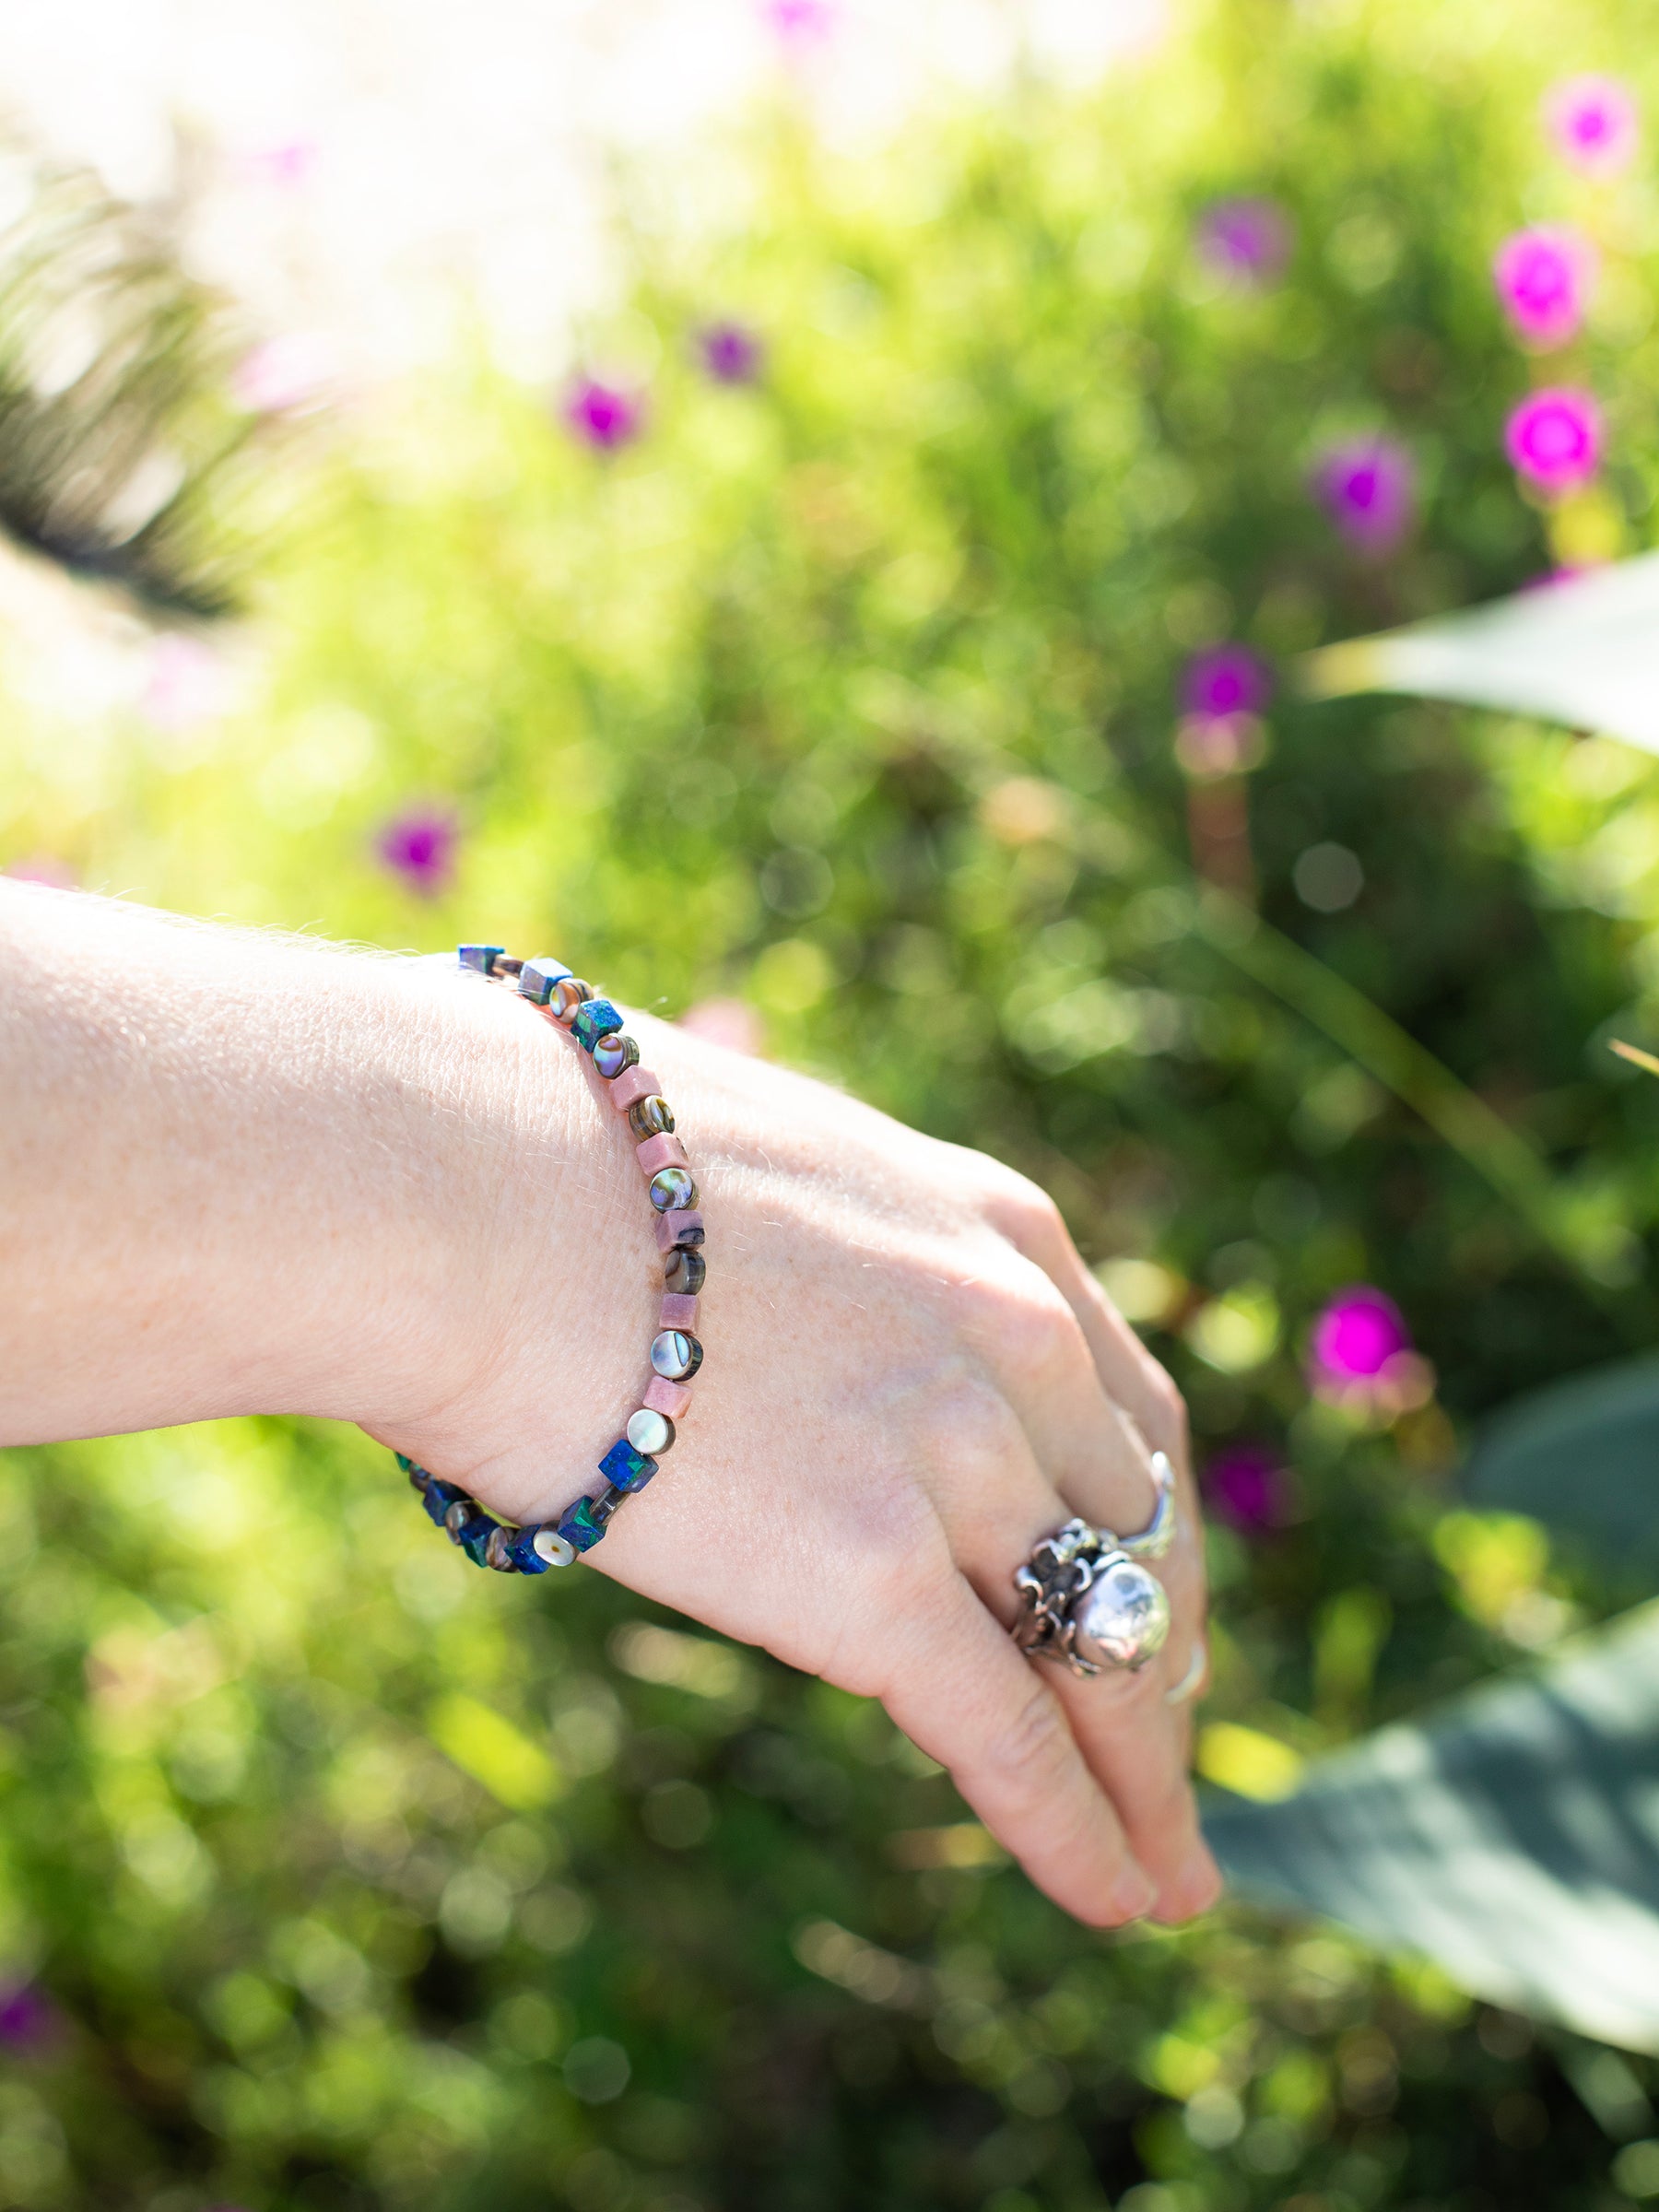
[550,976,594,1024]
[627,1094,675,1139]
[593,1031,640,1080]
[649,1166,698,1213]
[627,1407,675,1455]
[651,1329,703,1382]
[664,1246,705,1297]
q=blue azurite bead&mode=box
[572,998,624,1052]
[558,1497,608,1553]
[457,945,505,975]
[421,1477,469,1528]
[598,1438,658,1494]
[517,955,574,1006]
[445,1505,496,1567]
[502,1524,554,1573]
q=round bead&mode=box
[627,1094,675,1140]
[550,976,594,1023]
[649,1166,698,1213]
[531,1526,578,1568]
[651,1329,703,1382]
[626,1407,675,1454]
[443,1500,472,1538]
[1072,1558,1171,1672]
[593,1031,640,1080]
[485,1524,516,1572]
[664,1246,705,1297]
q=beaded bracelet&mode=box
[395,944,705,1573]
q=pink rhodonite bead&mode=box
[609,1065,660,1112]
[654,1208,702,1253]
[660,1292,699,1329]
[643,1374,692,1420]
[635,1131,689,1177]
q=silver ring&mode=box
[1165,1639,1207,1707]
[1011,1452,1179,1677]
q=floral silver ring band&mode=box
[1013,1451,1177,1677]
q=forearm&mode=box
[0,885,641,1446]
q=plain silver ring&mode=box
[1165,1639,1207,1707]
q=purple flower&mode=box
[700,321,764,384]
[1313,436,1415,554]
[1182,643,1272,724]
[0,1983,60,2053]
[1205,1445,1288,1533]
[565,380,644,452]
[1493,227,1594,348]
[1195,197,1293,286]
[379,809,457,899]
[1506,386,1602,492]
[1545,75,1640,176]
[1312,1287,1411,1383]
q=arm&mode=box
[0,881,1219,1927]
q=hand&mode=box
[371,982,1220,1929]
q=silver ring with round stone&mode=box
[1011,1456,1178,1678]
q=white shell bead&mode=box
[626,1408,674,1455]
[532,1527,577,1568]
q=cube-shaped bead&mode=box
[649,1167,698,1213]
[517,956,573,1005]
[573,999,624,1052]
[502,1524,553,1574]
[458,945,505,975]
[594,1032,640,1080]
[660,1292,699,1329]
[654,1208,704,1253]
[664,1246,705,1297]
[453,1512,496,1568]
[643,1374,692,1420]
[557,1496,608,1553]
[598,1438,658,1493]
[422,1477,469,1527]
[636,1132,689,1178]
[609,1065,661,1113]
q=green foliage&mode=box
[12,0,1659,2202]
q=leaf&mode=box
[1300,552,1659,754]
[1463,1355,1659,1567]
[1204,1602,1659,2052]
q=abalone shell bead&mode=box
[517,956,573,1006]
[573,998,624,1052]
[608,1064,661,1113]
[598,1438,658,1493]
[660,1292,699,1329]
[664,1246,705,1297]
[557,1496,608,1554]
[649,1166,698,1213]
[485,1524,517,1572]
[458,944,505,975]
[627,1094,675,1140]
[626,1407,675,1455]
[643,1375,691,1420]
[637,1132,689,1179]
[654,1208,703,1253]
[550,976,594,1023]
[651,1328,703,1382]
[593,1031,640,1080]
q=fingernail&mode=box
[1112,1865,1158,1922]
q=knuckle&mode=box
[988,1274,1090,1384]
[982,1677,1079,1805]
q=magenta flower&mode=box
[0,1983,60,2053]
[1311,1286,1410,1382]
[1545,75,1639,177]
[1313,437,1415,553]
[1182,644,1272,724]
[1195,197,1293,286]
[379,809,458,899]
[1205,1445,1288,1533]
[700,321,764,384]
[1493,227,1594,348]
[764,0,836,41]
[1505,386,1602,493]
[565,380,644,452]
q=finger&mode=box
[877,1571,1158,1927]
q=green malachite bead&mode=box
[572,998,624,1051]
[557,1497,607,1553]
[628,1094,675,1139]
[598,1438,657,1493]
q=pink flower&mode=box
[1195,197,1293,286]
[1182,644,1272,724]
[241,136,319,189]
[1545,75,1640,177]
[142,635,231,731]
[1505,386,1602,492]
[565,380,644,452]
[1493,227,1595,348]
[1205,1445,1288,1533]
[1312,436,1415,553]
[231,333,335,415]
[1312,1287,1410,1382]
[379,809,458,898]
[764,0,836,42]
[700,322,764,384]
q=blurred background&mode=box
[6,0,1659,2205]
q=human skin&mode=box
[0,882,1219,1927]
